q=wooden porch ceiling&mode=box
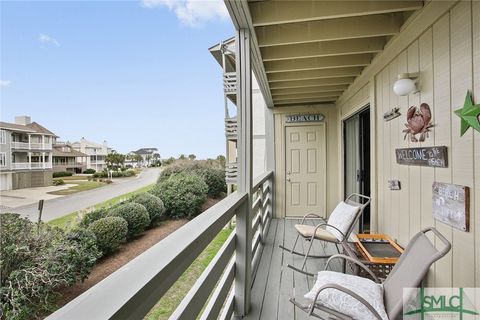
[243,0,424,107]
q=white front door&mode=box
[285,125,326,217]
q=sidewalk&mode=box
[0,184,75,210]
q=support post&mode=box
[234,28,253,318]
[28,134,31,150]
[265,107,275,218]
[42,152,45,169]
[28,152,32,169]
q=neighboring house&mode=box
[72,138,111,172]
[130,148,159,167]
[0,116,56,190]
[52,142,89,173]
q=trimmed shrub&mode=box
[53,171,73,178]
[79,208,108,228]
[83,168,96,174]
[153,172,208,219]
[131,193,165,225]
[0,213,100,320]
[107,203,150,238]
[196,168,227,198]
[87,217,128,255]
[92,171,108,178]
[53,178,65,186]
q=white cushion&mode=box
[326,201,360,241]
[305,271,388,320]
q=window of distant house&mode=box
[0,153,6,167]
[0,130,6,144]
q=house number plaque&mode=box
[286,113,325,123]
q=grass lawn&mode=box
[56,175,90,181]
[48,181,106,195]
[48,183,155,229]
[144,227,233,320]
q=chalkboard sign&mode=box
[395,146,448,168]
[432,182,470,231]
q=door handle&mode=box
[287,177,291,182]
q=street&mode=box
[3,167,161,222]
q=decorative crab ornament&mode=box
[402,103,433,142]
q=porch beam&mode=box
[261,37,385,61]
[269,77,355,89]
[268,66,363,82]
[249,1,422,26]
[273,91,343,101]
[234,28,253,317]
[264,53,372,73]
[271,85,348,96]
[256,13,403,47]
[274,97,338,106]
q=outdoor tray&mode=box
[355,234,404,264]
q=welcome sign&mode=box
[286,113,325,123]
[395,146,448,168]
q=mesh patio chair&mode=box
[280,193,371,270]
[288,227,451,320]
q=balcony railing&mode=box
[225,117,238,140]
[223,72,237,95]
[11,162,53,170]
[47,171,273,320]
[11,142,52,150]
[226,162,238,184]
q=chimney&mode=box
[15,116,31,125]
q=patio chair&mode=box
[280,193,371,270]
[288,227,451,320]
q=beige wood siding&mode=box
[337,1,478,287]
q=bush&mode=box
[196,168,226,198]
[92,171,108,178]
[152,172,208,219]
[53,171,73,178]
[83,168,96,174]
[87,217,128,256]
[107,203,150,238]
[0,213,100,320]
[130,193,165,225]
[53,178,65,186]
[79,208,108,228]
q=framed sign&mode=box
[388,180,401,190]
[286,113,325,123]
[395,146,448,168]
[432,182,470,231]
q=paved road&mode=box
[7,168,161,222]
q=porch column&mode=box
[28,134,31,149]
[42,135,45,149]
[42,152,45,169]
[234,28,253,318]
[28,152,32,169]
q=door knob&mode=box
[287,177,291,182]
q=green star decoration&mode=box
[454,91,480,136]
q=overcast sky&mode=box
[1,0,235,158]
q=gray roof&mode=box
[0,121,37,133]
[133,148,158,155]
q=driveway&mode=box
[1,167,161,222]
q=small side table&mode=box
[341,240,399,282]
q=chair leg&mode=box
[302,235,316,270]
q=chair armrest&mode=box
[325,254,379,283]
[313,223,346,242]
[309,283,383,320]
[300,213,325,224]
[287,264,315,277]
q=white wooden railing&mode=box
[11,162,52,170]
[11,142,52,150]
[47,171,274,320]
[226,162,238,184]
[223,72,237,94]
[225,117,238,140]
[10,162,30,170]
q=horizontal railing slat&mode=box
[252,171,272,191]
[219,289,235,320]
[46,192,247,320]
[171,231,236,319]
[200,258,235,320]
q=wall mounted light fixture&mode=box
[393,73,419,96]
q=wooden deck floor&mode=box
[246,218,343,320]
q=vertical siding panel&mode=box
[407,40,421,239]
[432,13,453,287]
[397,50,411,246]
[382,67,392,236]
[419,28,436,286]
[376,70,385,233]
[473,0,480,289]
[450,1,474,288]
[389,57,399,241]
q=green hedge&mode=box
[83,168,96,174]
[107,203,150,238]
[152,172,208,219]
[130,193,165,226]
[87,217,128,256]
[196,168,226,198]
[79,208,108,228]
[53,171,73,178]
